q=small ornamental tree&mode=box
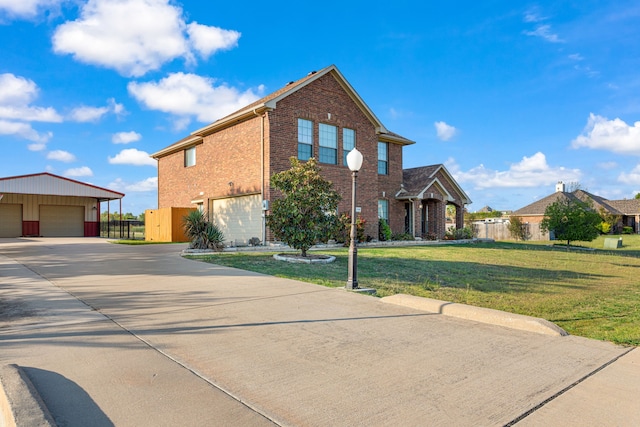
[508,216,530,241]
[266,157,341,257]
[540,198,601,246]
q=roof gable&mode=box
[152,65,414,158]
[0,172,124,200]
[399,165,472,204]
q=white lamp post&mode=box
[346,148,364,289]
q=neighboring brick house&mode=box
[151,65,471,245]
[511,181,640,239]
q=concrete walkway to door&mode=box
[1,237,638,426]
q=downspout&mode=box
[254,109,267,245]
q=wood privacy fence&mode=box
[471,221,549,241]
[145,207,194,242]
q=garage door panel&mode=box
[0,204,22,237]
[211,195,261,245]
[40,205,84,237]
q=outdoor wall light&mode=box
[346,148,363,289]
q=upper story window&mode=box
[342,128,355,166]
[319,123,337,164]
[184,146,196,167]
[298,118,313,160]
[378,141,388,175]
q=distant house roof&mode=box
[0,172,124,200]
[152,65,415,159]
[512,188,640,217]
[477,205,494,213]
[512,191,571,216]
[608,199,640,214]
[398,164,472,205]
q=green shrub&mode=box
[508,216,531,241]
[446,226,474,240]
[392,232,414,241]
[623,226,633,235]
[332,212,366,245]
[596,221,612,234]
[378,218,392,241]
[183,210,225,251]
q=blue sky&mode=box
[2,1,640,215]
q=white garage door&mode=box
[211,195,262,245]
[40,205,84,237]
[0,204,22,237]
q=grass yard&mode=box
[188,235,640,346]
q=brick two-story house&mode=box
[151,65,471,245]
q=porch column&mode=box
[456,204,464,229]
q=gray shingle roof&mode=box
[512,192,574,216]
[512,189,640,216]
[401,165,441,197]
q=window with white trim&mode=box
[319,123,337,164]
[378,141,388,175]
[343,128,355,166]
[378,199,389,221]
[298,118,313,160]
[185,146,196,167]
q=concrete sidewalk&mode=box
[1,238,638,426]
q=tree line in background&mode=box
[100,212,145,222]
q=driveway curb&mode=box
[0,364,56,427]
[381,294,568,336]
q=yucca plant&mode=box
[183,210,225,251]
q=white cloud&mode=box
[28,142,47,151]
[186,22,240,58]
[0,119,52,142]
[171,116,192,131]
[524,24,564,43]
[108,148,156,166]
[434,121,457,141]
[68,98,125,122]
[0,73,62,122]
[64,166,93,177]
[568,53,584,61]
[69,105,109,122]
[128,72,263,123]
[572,113,640,155]
[52,0,241,77]
[598,161,618,170]
[446,152,582,190]
[47,149,76,162]
[618,164,640,185]
[109,176,157,192]
[112,131,141,144]
[0,0,62,20]
[523,10,545,23]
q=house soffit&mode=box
[150,135,203,159]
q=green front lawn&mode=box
[187,238,640,346]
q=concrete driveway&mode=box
[1,238,638,426]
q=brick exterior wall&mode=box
[264,73,404,239]
[157,117,263,209]
[156,71,469,242]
